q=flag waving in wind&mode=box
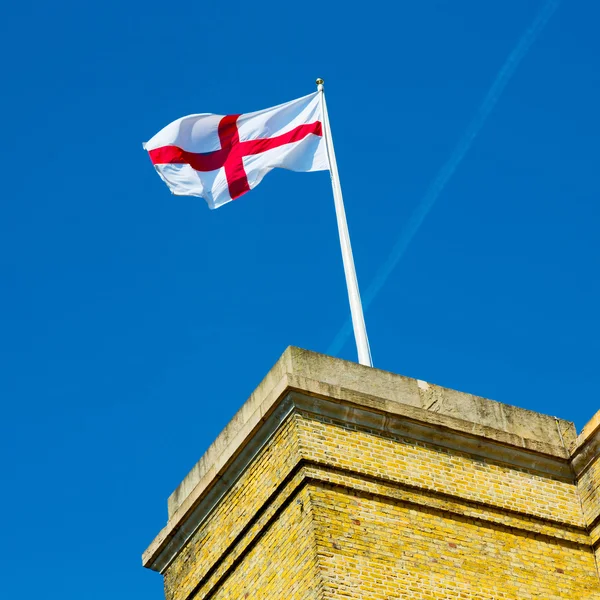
[144,81,372,368]
[144,92,329,209]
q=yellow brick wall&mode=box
[578,455,600,531]
[161,410,600,600]
[210,485,322,600]
[310,483,600,600]
[295,413,584,527]
[164,415,303,600]
[578,451,600,582]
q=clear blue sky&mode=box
[1,0,598,598]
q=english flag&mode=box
[144,92,329,209]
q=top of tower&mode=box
[143,346,580,572]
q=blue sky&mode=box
[1,0,599,598]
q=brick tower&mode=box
[143,347,600,599]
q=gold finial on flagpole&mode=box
[316,78,324,92]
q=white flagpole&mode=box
[317,78,373,367]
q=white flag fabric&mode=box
[143,92,329,209]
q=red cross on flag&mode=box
[143,92,329,209]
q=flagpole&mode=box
[317,78,373,368]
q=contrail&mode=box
[328,0,560,358]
